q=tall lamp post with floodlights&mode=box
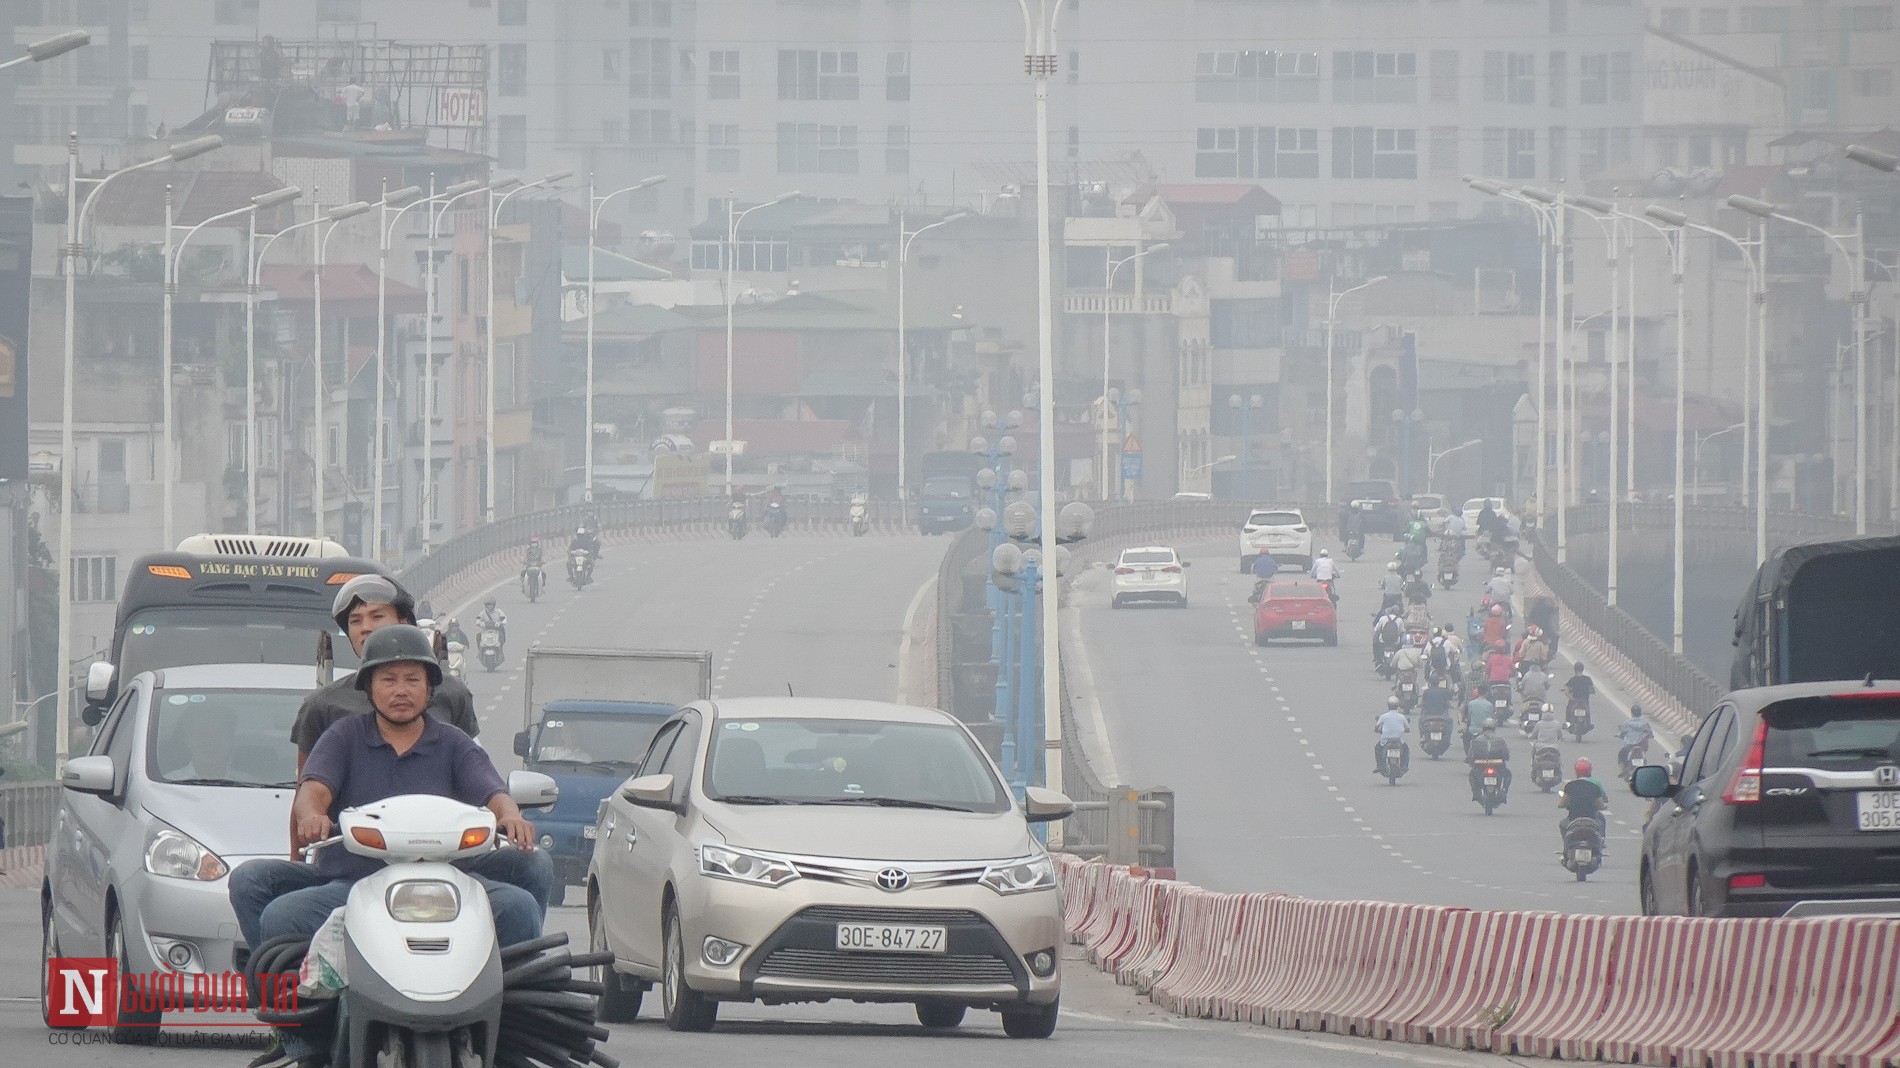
[582,173,665,505]
[1647,204,1769,567]
[56,131,223,769]
[164,184,303,545]
[365,181,429,559]
[722,190,799,496]
[1727,193,1871,535]
[1101,242,1167,500]
[309,199,374,541]
[483,170,571,522]
[897,210,969,509]
[1323,274,1388,507]
[417,178,494,549]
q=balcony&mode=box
[1064,291,1174,316]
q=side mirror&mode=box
[1628,764,1676,799]
[513,731,530,759]
[507,770,559,811]
[1022,785,1075,823]
[84,662,114,703]
[619,773,678,810]
[61,755,116,795]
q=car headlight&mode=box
[980,854,1057,895]
[144,827,228,881]
[387,880,461,922]
[699,843,800,887]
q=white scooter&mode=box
[849,496,869,537]
[477,626,504,672]
[444,640,468,681]
[300,775,559,1067]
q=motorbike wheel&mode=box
[1576,870,1589,883]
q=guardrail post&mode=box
[1107,785,1141,865]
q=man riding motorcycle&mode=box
[1617,705,1655,775]
[1558,757,1611,839]
[1371,610,1404,673]
[1462,689,1494,751]
[1373,697,1411,776]
[1419,676,1454,724]
[1442,511,1468,556]
[570,524,601,560]
[231,624,550,1067]
[524,535,544,569]
[1249,547,1281,603]
[1377,561,1405,617]
[1514,626,1551,671]
[1467,721,1513,803]
[1564,662,1595,714]
[1310,548,1338,582]
[1485,566,1515,604]
[476,598,507,644]
[1481,602,1509,647]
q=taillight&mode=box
[1162,565,1182,573]
[1293,527,1308,533]
[1723,721,1769,805]
[1728,873,1766,890]
[1115,566,1134,574]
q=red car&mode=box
[1253,577,1338,646]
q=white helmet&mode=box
[1318,548,1329,557]
[1494,566,1506,576]
[1387,561,1399,572]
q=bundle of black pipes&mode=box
[242,931,621,1068]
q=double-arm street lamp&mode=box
[1324,274,1389,506]
[57,132,223,768]
[1100,242,1167,501]
[487,171,573,521]
[0,30,88,73]
[581,173,665,505]
[415,178,498,549]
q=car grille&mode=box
[757,947,1016,986]
[794,905,986,926]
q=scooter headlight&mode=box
[387,880,461,923]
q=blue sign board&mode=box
[1120,453,1143,480]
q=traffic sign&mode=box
[1122,433,1141,455]
[1121,453,1143,480]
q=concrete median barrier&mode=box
[1052,855,1900,1066]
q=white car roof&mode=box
[1248,507,1304,517]
[138,662,327,692]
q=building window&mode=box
[1548,50,1567,107]
[629,0,672,26]
[603,118,622,142]
[777,122,858,173]
[1195,127,1318,179]
[886,124,909,173]
[497,0,526,24]
[1658,7,1690,31]
[1578,128,1606,175]
[73,555,117,602]
[629,108,671,143]
[1852,68,1894,97]
[886,51,910,100]
[227,424,247,470]
[602,49,621,80]
[1579,53,1606,103]
[1739,6,1792,32]
[707,123,740,171]
[1331,127,1416,179]
[1506,127,1536,178]
[707,50,740,98]
[1067,49,1079,84]
[1066,124,1079,158]
[630,38,671,98]
[498,43,527,96]
[1428,50,1458,103]
[1331,51,1416,104]
[497,114,527,168]
[1428,125,1458,176]
[1548,124,1568,178]
[778,50,858,100]
[214,0,259,24]
[1698,7,1728,31]
[1195,50,1321,103]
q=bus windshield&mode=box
[119,607,357,681]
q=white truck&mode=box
[511,645,713,884]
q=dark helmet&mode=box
[331,574,415,632]
[353,624,443,692]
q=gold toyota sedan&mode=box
[585,697,1073,1037]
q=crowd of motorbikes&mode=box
[1354,514,1663,883]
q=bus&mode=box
[84,534,392,717]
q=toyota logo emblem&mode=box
[875,867,911,893]
[1876,765,1900,787]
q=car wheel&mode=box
[107,908,161,1044]
[1110,596,1122,609]
[661,905,718,1032]
[590,898,644,1023]
[1639,863,1659,916]
[1000,997,1059,1039]
[1686,862,1706,918]
[1253,630,1267,647]
[1324,631,1338,646]
[42,906,86,1031]
[916,1000,966,1029]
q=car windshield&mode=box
[121,607,359,681]
[921,477,970,499]
[1250,512,1303,526]
[1121,550,1175,565]
[146,688,303,787]
[704,717,1010,812]
[1763,697,1900,765]
[531,711,666,770]
[1414,496,1445,509]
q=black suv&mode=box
[1340,479,1402,536]
[1631,681,1900,918]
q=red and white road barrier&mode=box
[1052,856,1900,1066]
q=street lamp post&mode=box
[897,210,969,509]
[365,182,428,558]
[1100,242,1167,500]
[416,179,489,549]
[1693,422,1747,504]
[310,199,373,542]
[1323,274,1389,506]
[1648,204,1768,566]
[722,189,799,496]
[1229,392,1262,499]
[0,30,89,72]
[583,174,666,505]
[1392,407,1424,496]
[56,132,223,769]
[485,171,571,523]
[1728,194,1870,534]
[1428,438,1483,492]
[167,184,303,544]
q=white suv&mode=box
[1238,508,1313,571]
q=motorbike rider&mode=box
[1480,602,1510,647]
[1564,662,1595,713]
[1485,641,1515,686]
[1390,631,1428,677]
[1518,658,1551,706]
[1514,625,1551,670]
[524,535,545,570]
[1477,500,1502,540]
[1310,548,1339,582]
[1485,566,1515,604]
[476,598,507,644]
[1617,705,1655,767]
[1249,547,1281,602]
[1558,756,1611,839]
[1533,702,1567,748]
[1373,696,1411,775]
[440,615,468,649]
[1377,561,1405,616]
[1371,610,1404,670]
[1442,511,1468,555]
[232,624,549,1068]
[1419,676,1454,724]
[1467,720,1513,803]
[1462,689,1495,750]
[569,523,602,561]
